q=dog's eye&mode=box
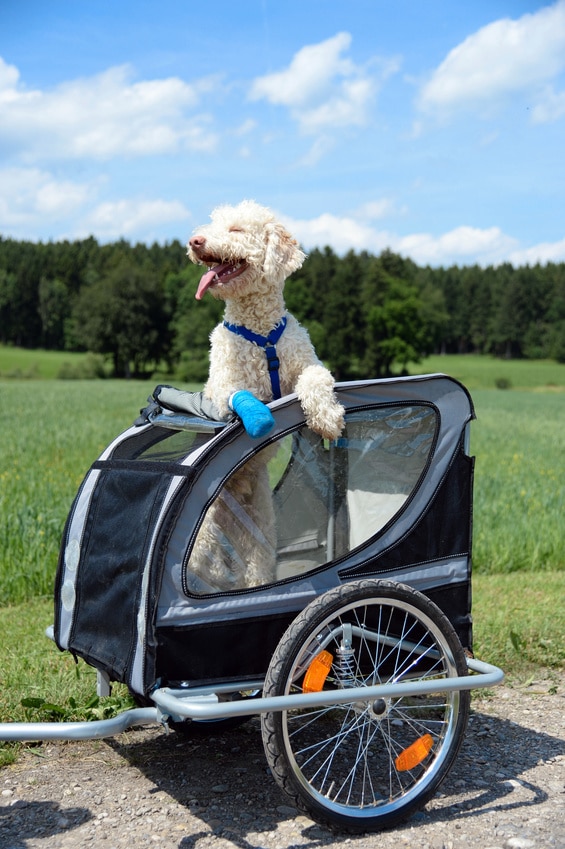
[229,226,244,233]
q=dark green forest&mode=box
[1,235,564,380]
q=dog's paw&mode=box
[295,365,345,441]
[306,401,345,441]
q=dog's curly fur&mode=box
[187,199,345,439]
[185,200,345,592]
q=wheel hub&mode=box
[371,696,392,719]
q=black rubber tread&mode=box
[261,579,470,833]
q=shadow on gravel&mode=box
[0,800,92,848]
[106,706,564,845]
[421,706,564,825]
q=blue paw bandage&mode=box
[229,391,275,438]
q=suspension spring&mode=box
[335,624,356,688]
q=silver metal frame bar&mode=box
[0,708,157,742]
[0,658,502,742]
[151,658,502,721]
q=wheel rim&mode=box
[280,595,464,820]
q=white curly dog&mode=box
[187,199,345,438]
[184,199,345,593]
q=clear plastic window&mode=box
[185,404,437,595]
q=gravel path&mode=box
[1,676,564,849]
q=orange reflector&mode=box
[395,734,434,771]
[303,650,333,693]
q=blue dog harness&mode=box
[223,316,287,400]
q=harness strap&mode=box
[223,317,287,400]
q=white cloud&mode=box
[531,85,565,123]
[395,226,518,266]
[508,236,565,265]
[283,211,519,266]
[0,57,218,160]
[356,199,399,221]
[296,135,336,167]
[233,119,257,136]
[419,1,565,115]
[250,33,397,134]
[299,77,376,133]
[283,211,389,255]
[250,32,354,108]
[0,167,92,227]
[80,198,191,240]
[0,56,20,94]
[0,166,190,243]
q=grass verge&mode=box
[472,571,565,675]
[0,598,134,767]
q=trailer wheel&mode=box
[261,579,470,832]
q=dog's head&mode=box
[187,200,306,301]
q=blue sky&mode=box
[1,0,564,266]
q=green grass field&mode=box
[0,346,95,380]
[412,353,565,391]
[0,349,564,764]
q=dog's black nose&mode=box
[190,235,206,250]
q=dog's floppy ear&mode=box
[264,222,306,280]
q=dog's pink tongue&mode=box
[195,263,230,300]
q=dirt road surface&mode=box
[1,677,564,849]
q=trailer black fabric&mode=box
[54,375,475,698]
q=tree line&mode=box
[1,234,564,380]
